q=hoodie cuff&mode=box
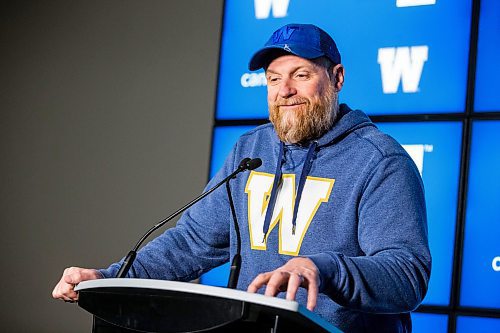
[304,252,340,294]
[97,263,121,278]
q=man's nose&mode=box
[279,79,297,98]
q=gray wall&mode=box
[0,1,223,331]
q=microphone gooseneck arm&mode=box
[115,158,262,279]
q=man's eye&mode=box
[268,77,280,83]
[296,73,309,79]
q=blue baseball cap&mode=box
[248,23,341,71]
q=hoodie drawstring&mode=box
[261,141,318,240]
[262,142,284,243]
[292,141,318,235]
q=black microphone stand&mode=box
[226,179,241,289]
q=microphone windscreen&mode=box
[246,158,262,170]
[238,158,251,170]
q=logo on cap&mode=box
[272,26,297,43]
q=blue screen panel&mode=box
[460,121,500,309]
[201,125,258,286]
[474,0,500,112]
[411,313,448,333]
[199,262,230,287]
[457,316,500,333]
[216,0,472,119]
[377,122,462,306]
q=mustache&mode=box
[273,97,309,107]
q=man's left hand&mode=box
[247,257,320,311]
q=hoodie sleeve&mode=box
[98,145,238,280]
[307,154,431,313]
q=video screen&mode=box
[457,316,500,332]
[412,313,448,333]
[460,121,500,309]
[474,0,500,112]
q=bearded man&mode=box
[53,24,431,333]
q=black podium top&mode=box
[75,279,342,333]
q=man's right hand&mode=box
[52,267,102,302]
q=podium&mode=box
[75,279,342,333]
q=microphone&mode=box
[245,158,262,171]
[237,158,251,171]
[115,157,261,278]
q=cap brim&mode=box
[248,45,325,71]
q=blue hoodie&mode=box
[100,104,431,333]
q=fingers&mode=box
[52,267,101,302]
[52,282,78,302]
[248,270,300,297]
[52,275,78,301]
[285,271,303,302]
[295,265,320,310]
[304,270,319,311]
[264,271,290,297]
[63,267,99,285]
[247,257,320,311]
[247,272,272,293]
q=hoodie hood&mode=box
[315,103,375,148]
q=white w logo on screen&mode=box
[402,144,433,176]
[378,46,429,94]
[245,171,334,255]
[254,0,290,19]
[396,0,436,7]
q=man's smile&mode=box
[279,102,306,110]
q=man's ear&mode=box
[331,64,345,92]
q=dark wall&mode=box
[0,1,223,331]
